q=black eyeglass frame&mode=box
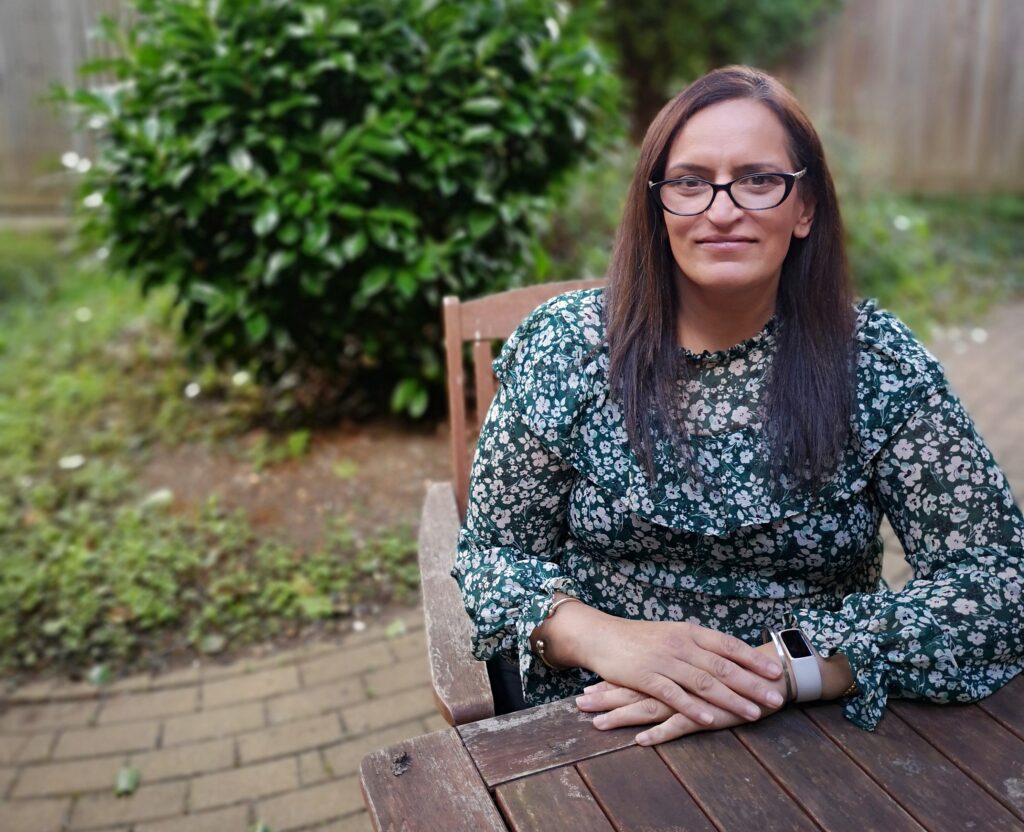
[648,168,808,216]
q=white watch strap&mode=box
[789,654,822,702]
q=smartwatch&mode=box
[777,627,822,702]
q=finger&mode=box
[690,650,786,712]
[582,680,615,694]
[693,629,782,679]
[592,695,675,730]
[635,713,698,746]
[624,673,717,727]
[576,686,645,712]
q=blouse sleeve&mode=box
[791,381,1024,731]
[449,291,605,691]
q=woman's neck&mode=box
[675,279,779,354]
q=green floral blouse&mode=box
[451,289,1024,731]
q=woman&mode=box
[451,66,1023,745]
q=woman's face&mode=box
[660,98,814,297]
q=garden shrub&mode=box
[61,0,619,417]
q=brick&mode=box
[0,699,98,732]
[15,731,57,763]
[9,678,57,700]
[0,766,15,797]
[298,750,330,786]
[388,629,428,663]
[0,796,70,832]
[364,656,431,698]
[14,756,121,797]
[300,644,394,687]
[203,666,299,708]
[238,714,342,764]
[162,702,263,746]
[321,724,422,779]
[256,777,363,831]
[70,781,187,829]
[98,687,198,724]
[341,687,435,735]
[149,664,201,689]
[129,738,234,781]
[267,677,364,724]
[190,757,298,810]
[0,733,29,765]
[322,812,376,832]
[421,713,451,734]
[135,804,249,832]
[55,720,159,759]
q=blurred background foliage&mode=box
[58,0,620,421]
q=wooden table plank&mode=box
[577,744,717,832]
[890,698,1024,821]
[459,698,637,787]
[657,728,819,831]
[978,674,1024,741]
[734,707,925,831]
[494,765,615,832]
[359,730,507,832]
[807,700,1023,830]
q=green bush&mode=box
[60,0,619,417]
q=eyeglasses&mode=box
[648,168,807,216]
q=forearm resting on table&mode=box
[530,592,856,702]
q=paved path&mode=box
[1,301,1021,832]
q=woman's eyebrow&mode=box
[665,161,784,177]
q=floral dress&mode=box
[451,288,1024,731]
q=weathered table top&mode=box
[360,674,1024,831]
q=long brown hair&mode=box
[605,65,855,488]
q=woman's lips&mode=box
[696,238,756,253]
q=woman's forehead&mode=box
[665,99,793,171]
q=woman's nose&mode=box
[705,188,742,223]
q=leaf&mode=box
[333,460,359,479]
[200,633,227,654]
[340,231,367,261]
[229,147,254,174]
[385,618,407,639]
[245,314,270,342]
[115,766,141,797]
[462,97,503,115]
[460,125,497,145]
[253,204,280,237]
[88,664,112,686]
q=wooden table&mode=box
[360,674,1024,831]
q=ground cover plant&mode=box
[0,233,416,676]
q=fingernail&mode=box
[593,715,606,728]
[766,662,782,677]
[575,695,592,707]
[635,732,650,744]
[583,684,597,693]
[767,692,784,707]
[746,706,761,720]
[700,712,714,725]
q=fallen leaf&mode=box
[115,765,140,796]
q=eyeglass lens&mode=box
[660,174,788,215]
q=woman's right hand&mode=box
[542,600,786,726]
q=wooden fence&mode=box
[776,0,1024,193]
[1,0,1022,213]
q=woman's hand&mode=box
[545,603,786,728]
[575,650,789,746]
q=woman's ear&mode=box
[793,196,815,240]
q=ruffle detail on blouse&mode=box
[493,290,949,537]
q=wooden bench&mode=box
[419,279,604,726]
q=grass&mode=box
[0,232,417,676]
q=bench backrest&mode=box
[443,279,605,517]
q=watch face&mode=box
[781,629,812,659]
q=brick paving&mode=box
[0,301,1021,832]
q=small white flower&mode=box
[970,328,988,344]
[76,158,93,173]
[892,214,911,231]
[184,382,201,399]
[96,246,110,261]
[352,620,367,632]
[58,454,86,470]
[61,151,81,169]
[232,371,251,387]
[83,192,104,208]
[74,307,93,323]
